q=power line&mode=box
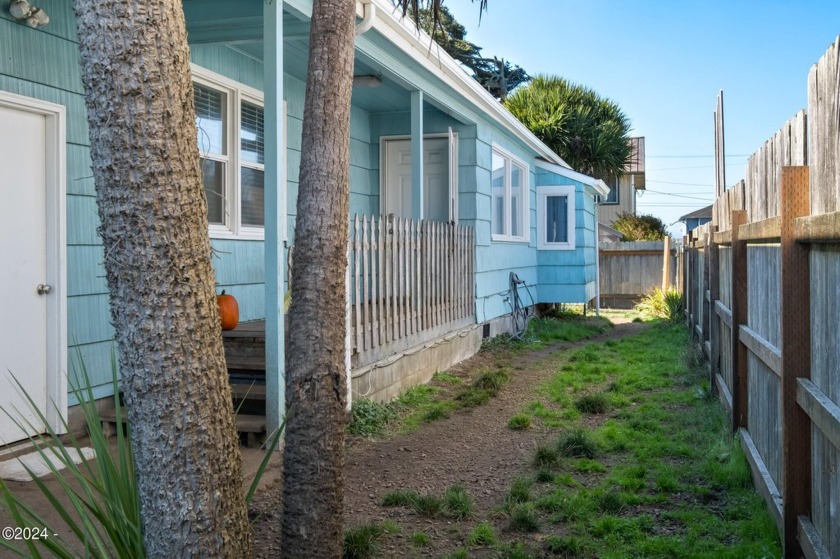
[641,189,713,202]
[646,154,750,159]
[646,179,715,187]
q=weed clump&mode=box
[558,429,598,458]
[508,414,532,430]
[574,393,610,414]
[507,503,540,533]
[532,445,560,469]
[466,521,498,546]
[348,399,396,437]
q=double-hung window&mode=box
[193,65,265,239]
[491,145,529,242]
[537,186,576,250]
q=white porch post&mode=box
[264,0,285,436]
[411,90,424,219]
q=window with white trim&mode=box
[193,66,265,239]
[602,178,619,205]
[537,185,576,250]
[491,146,529,242]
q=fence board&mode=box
[808,36,840,215]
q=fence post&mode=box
[708,225,720,391]
[702,227,711,353]
[661,235,671,290]
[730,210,748,431]
[779,166,811,558]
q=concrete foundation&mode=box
[351,323,483,403]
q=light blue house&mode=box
[0,0,607,443]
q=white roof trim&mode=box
[534,160,610,197]
[364,0,570,168]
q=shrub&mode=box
[612,212,668,241]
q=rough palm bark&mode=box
[73,1,251,556]
[281,0,356,556]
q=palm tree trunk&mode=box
[282,0,356,556]
[73,1,251,556]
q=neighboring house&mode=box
[0,0,607,444]
[597,136,646,226]
[679,204,713,233]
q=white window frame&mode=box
[490,144,529,242]
[602,178,620,205]
[191,64,265,240]
[537,185,576,250]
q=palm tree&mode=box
[73,0,251,555]
[505,75,632,182]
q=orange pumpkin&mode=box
[216,290,239,331]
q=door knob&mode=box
[36,284,52,295]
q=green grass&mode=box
[466,521,498,546]
[347,399,396,437]
[382,485,472,519]
[532,445,559,469]
[574,392,610,414]
[442,485,473,519]
[507,413,532,430]
[343,523,391,559]
[557,429,598,458]
[410,531,430,547]
[491,321,781,558]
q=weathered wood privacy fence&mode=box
[684,37,840,559]
[349,214,475,368]
[599,240,679,307]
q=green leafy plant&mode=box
[0,361,145,559]
[635,287,684,322]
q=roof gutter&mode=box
[363,0,570,168]
[535,160,610,197]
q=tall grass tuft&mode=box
[635,287,683,322]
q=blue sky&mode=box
[441,0,840,236]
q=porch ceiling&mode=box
[183,0,414,113]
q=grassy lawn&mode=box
[489,321,781,558]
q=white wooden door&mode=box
[383,137,451,222]
[0,104,49,444]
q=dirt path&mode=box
[251,319,646,557]
[341,321,646,556]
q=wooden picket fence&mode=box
[684,37,840,559]
[349,214,475,368]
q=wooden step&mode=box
[99,410,267,448]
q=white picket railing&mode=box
[349,214,475,365]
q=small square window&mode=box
[537,185,576,250]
